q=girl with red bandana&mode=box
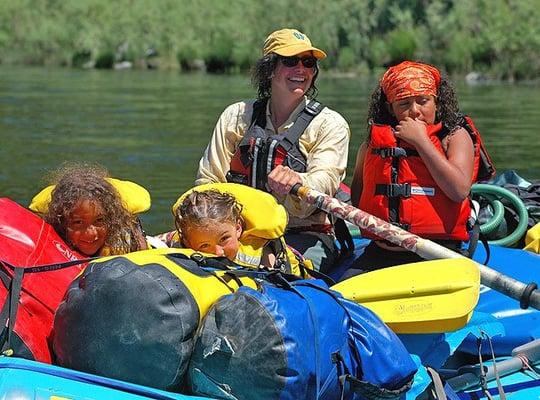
[344,61,489,276]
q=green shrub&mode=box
[94,51,114,69]
[385,28,417,64]
[337,46,356,71]
[367,37,390,67]
[71,50,92,68]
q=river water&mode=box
[1,66,539,233]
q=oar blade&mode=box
[332,258,480,333]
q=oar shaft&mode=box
[294,186,540,310]
[447,338,540,391]
[447,358,526,391]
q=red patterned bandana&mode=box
[381,61,441,103]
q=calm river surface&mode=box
[1,66,539,233]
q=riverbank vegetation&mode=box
[1,0,538,80]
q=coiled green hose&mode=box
[471,183,529,247]
[474,194,505,235]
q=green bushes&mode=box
[0,0,538,80]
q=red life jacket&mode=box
[0,198,87,363]
[226,99,324,190]
[358,117,495,241]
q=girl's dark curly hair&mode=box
[366,73,461,135]
[44,162,143,255]
[251,53,319,100]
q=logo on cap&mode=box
[293,32,305,40]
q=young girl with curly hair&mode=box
[32,163,148,257]
[345,61,493,277]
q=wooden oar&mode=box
[332,257,480,333]
[291,185,540,311]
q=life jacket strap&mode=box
[372,147,418,158]
[278,99,324,150]
[375,183,412,198]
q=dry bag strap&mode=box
[0,257,93,355]
[344,373,414,400]
[2,267,24,355]
[185,253,244,291]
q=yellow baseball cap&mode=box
[262,28,326,60]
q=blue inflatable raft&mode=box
[0,243,538,400]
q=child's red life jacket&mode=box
[359,116,495,241]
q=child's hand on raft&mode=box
[394,117,430,148]
[268,165,302,196]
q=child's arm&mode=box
[260,251,277,269]
[152,230,180,247]
[395,117,474,201]
[350,142,368,206]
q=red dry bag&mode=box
[0,197,87,363]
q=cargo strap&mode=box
[0,257,94,356]
[477,331,507,400]
[190,254,336,287]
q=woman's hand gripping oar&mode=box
[290,184,540,312]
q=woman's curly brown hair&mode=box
[251,53,319,100]
[44,162,143,255]
[366,73,461,136]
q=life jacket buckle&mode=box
[304,100,322,116]
[375,183,411,198]
[373,147,408,158]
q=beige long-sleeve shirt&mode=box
[196,97,351,229]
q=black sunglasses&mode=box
[279,55,318,69]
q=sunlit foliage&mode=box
[0,0,538,79]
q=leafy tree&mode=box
[0,0,537,80]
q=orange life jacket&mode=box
[358,117,495,241]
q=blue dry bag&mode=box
[187,276,417,400]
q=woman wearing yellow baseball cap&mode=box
[195,28,351,273]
